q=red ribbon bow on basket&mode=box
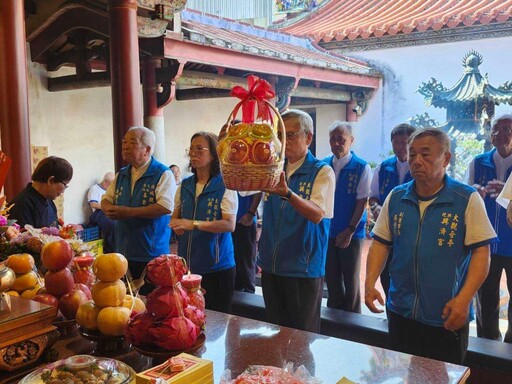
[230,75,275,123]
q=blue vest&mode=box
[378,156,412,203]
[324,153,367,239]
[383,176,497,327]
[473,149,512,257]
[114,157,171,262]
[259,151,330,278]
[177,174,235,274]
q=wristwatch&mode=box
[347,224,356,232]
[280,188,293,201]
[193,220,200,230]
[370,202,379,212]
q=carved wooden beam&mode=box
[47,72,110,91]
[176,88,231,100]
[177,71,351,101]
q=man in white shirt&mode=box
[258,109,335,333]
[366,128,496,363]
[102,127,177,291]
[466,114,512,343]
[323,122,371,313]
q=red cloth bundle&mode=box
[146,285,189,320]
[149,316,200,351]
[126,311,156,347]
[146,254,188,286]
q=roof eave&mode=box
[163,34,381,89]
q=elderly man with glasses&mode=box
[102,126,176,293]
[465,114,512,343]
[258,109,335,333]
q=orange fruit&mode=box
[122,295,146,313]
[92,253,128,282]
[91,280,126,308]
[96,306,131,336]
[12,271,39,292]
[76,300,101,331]
[6,254,35,274]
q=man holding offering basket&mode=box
[258,109,335,333]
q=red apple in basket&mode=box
[44,268,75,297]
[228,140,250,164]
[251,140,275,164]
[33,293,59,309]
[41,239,73,271]
[58,288,89,320]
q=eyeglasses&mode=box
[185,146,210,156]
[59,181,69,189]
[277,130,304,141]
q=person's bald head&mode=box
[101,172,115,188]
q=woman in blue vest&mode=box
[170,131,238,313]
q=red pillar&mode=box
[108,0,143,170]
[143,58,166,162]
[0,1,32,198]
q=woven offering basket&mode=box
[219,100,285,191]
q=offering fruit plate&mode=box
[19,354,135,384]
[133,332,206,365]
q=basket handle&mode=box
[224,99,286,161]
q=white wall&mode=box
[27,61,115,225]
[314,104,346,159]
[347,35,512,164]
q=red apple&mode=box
[58,288,88,320]
[228,140,250,164]
[74,283,92,300]
[44,268,75,297]
[33,293,59,309]
[251,140,275,164]
[41,240,73,271]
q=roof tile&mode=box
[180,10,377,75]
[276,0,512,42]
